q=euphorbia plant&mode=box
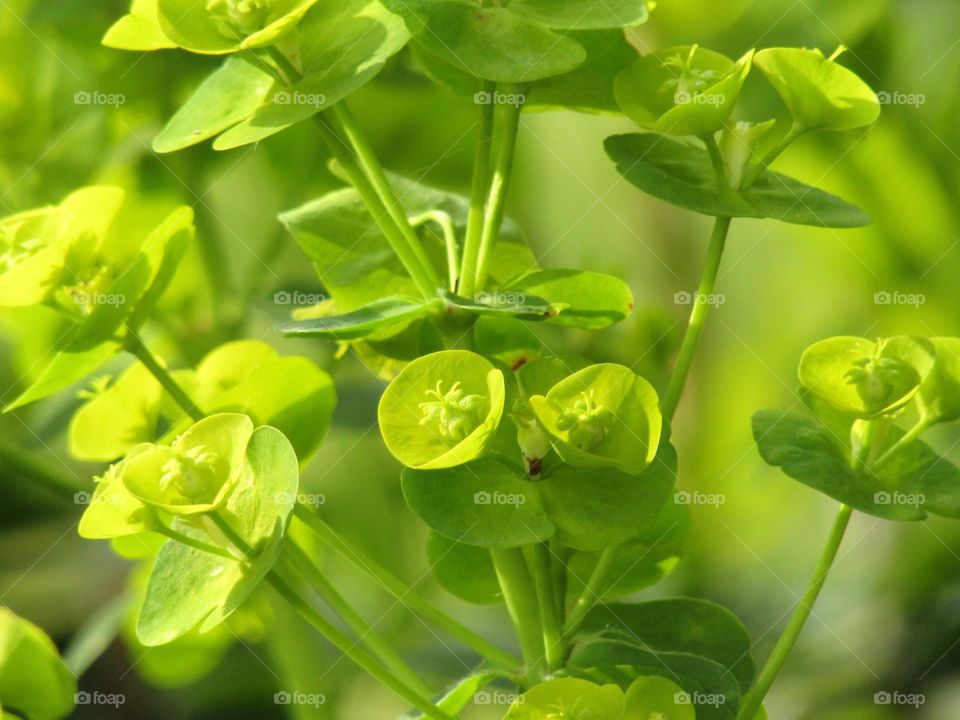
[6,1,949,719]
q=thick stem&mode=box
[330,104,440,292]
[283,541,432,697]
[123,330,204,422]
[458,80,496,298]
[526,543,564,672]
[473,87,523,293]
[313,114,438,298]
[293,505,519,670]
[563,544,618,638]
[661,217,732,422]
[490,547,544,683]
[736,503,854,720]
[209,512,453,720]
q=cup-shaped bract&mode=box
[0,186,126,310]
[378,350,506,469]
[79,461,160,539]
[122,413,255,514]
[615,45,753,137]
[156,0,318,54]
[799,336,935,420]
[754,47,880,132]
[529,363,661,475]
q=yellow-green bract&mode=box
[378,350,506,469]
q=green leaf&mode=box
[439,289,558,321]
[568,640,739,718]
[402,457,554,547]
[754,47,880,132]
[615,46,752,137]
[69,363,163,461]
[153,57,275,154]
[540,444,676,551]
[579,598,755,694]
[504,678,625,720]
[279,296,442,340]
[0,609,76,720]
[604,133,872,227]
[623,675,695,720]
[505,269,634,329]
[798,336,935,420]
[527,30,639,113]
[530,363,662,475]
[385,0,587,83]
[426,532,501,604]
[879,432,960,519]
[752,410,926,520]
[567,500,688,599]
[918,337,960,423]
[126,206,195,328]
[213,0,411,149]
[138,426,298,644]
[511,0,648,30]
[5,342,121,412]
[103,0,177,51]
[157,0,318,54]
[379,350,506,469]
[472,317,542,368]
[517,355,593,398]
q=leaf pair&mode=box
[2,187,194,411]
[68,340,336,464]
[386,0,647,85]
[79,415,300,646]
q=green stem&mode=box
[458,80,495,298]
[550,540,572,624]
[873,417,931,470]
[563,544,618,638]
[741,123,804,189]
[330,103,440,292]
[283,541,433,697]
[702,134,728,187]
[661,216,733,422]
[735,503,854,720]
[209,512,454,720]
[313,114,437,298]
[473,86,523,293]
[267,571,456,720]
[410,211,459,292]
[293,505,519,670]
[490,547,543,683]
[123,330,204,422]
[525,544,564,672]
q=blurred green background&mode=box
[2,0,960,718]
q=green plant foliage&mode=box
[753,47,880,132]
[504,677,625,720]
[0,608,76,720]
[615,45,753,137]
[604,134,871,227]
